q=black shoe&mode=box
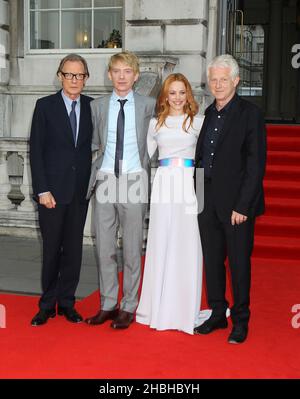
[194,316,228,335]
[228,325,248,344]
[57,306,83,323]
[31,309,56,326]
[85,309,119,325]
[110,310,134,329]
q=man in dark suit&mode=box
[29,54,93,326]
[194,54,266,343]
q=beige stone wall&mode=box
[6,0,214,140]
[1,0,218,239]
[0,0,9,85]
[125,0,209,87]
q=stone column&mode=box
[266,0,283,119]
[207,0,218,64]
[18,149,36,212]
[0,148,13,210]
[0,0,9,83]
[9,0,24,85]
[0,0,10,138]
[135,56,178,97]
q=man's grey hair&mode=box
[56,53,90,77]
[207,54,240,80]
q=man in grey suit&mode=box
[85,51,155,329]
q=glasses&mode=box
[60,72,87,80]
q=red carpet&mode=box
[0,258,299,379]
[254,124,300,264]
[0,124,299,379]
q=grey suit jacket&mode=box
[86,92,156,199]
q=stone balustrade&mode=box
[0,138,39,237]
[0,138,97,243]
[0,138,150,252]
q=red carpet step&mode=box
[267,136,300,152]
[265,164,300,181]
[255,215,300,237]
[253,124,300,264]
[263,197,300,217]
[253,235,300,260]
[267,124,300,137]
[263,179,300,198]
[267,151,300,166]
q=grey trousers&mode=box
[94,171,148,313]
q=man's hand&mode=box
[39,192,56,209]
[231,210,247,226]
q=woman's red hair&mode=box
[156,73,199,132]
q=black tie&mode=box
[114,99,127,178]
[69,100,77,144]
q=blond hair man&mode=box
[85,51,155,329]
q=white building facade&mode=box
[0,0,299,241]
[0,0,220,242]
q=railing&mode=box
[0,138,39,236]
[0,138,150,251]
[0,138,35,212]
[0,137,38,237]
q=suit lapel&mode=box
[100,96,110,149]
[77,95,88,147]
[53,90,74,144]
[196,104,214,163]
[54,90,75,146]
[198,108,212,151]
[134,93,144,154]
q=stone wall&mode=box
[0,0,217,240]
[0,0,9,86]
[125,0,209,103]
[0,0,9,139]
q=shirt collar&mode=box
[111,90,134,103]
[61,90,81,106]
[212,93,238,114]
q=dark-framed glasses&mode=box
[61,72,87,80]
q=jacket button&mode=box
[72,166,76,171]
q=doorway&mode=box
[219,0,300,122]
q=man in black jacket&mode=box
[29,54,93,326]
[194,54,266,343]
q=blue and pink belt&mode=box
[159,158,195,167]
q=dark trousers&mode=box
[198,182,255,327]
[38,196,88,310]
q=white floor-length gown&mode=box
[136,114,211,335]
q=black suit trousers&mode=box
[38,196,88,310]
[198,181,255,326]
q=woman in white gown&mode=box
[136,73,211,334]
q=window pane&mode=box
[30,0,59,9]
[236,25,264,97]
[94,0,122,7]
[30,11,59,49]
[94,9,122,48]
[61,11,92,48]
[61,0,92,8]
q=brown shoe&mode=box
[111,310,134,329]
[85,309,119,325]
